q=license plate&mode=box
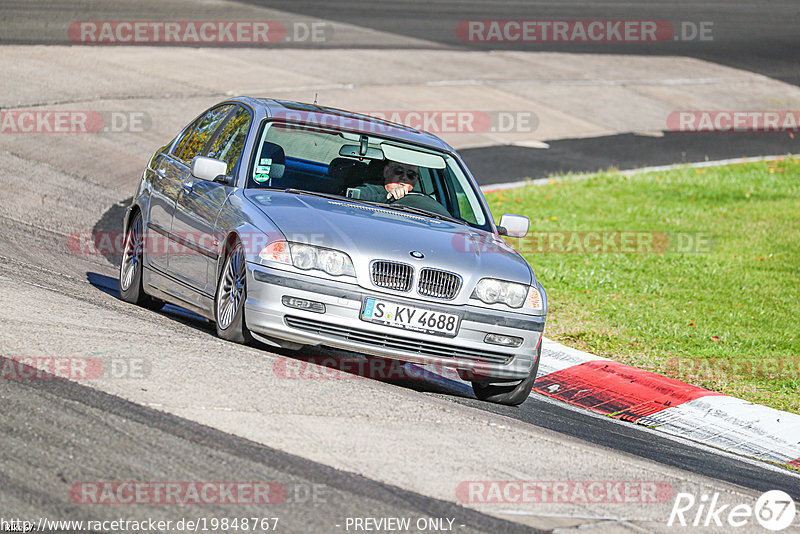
[361,297,460,337]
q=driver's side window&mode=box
[207,106,252,176]
[172,104,234,164]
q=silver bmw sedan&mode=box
[120,97,546,405]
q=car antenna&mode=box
[313,93,318,105]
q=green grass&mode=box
[486,157,800,413]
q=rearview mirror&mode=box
[339,144,384,159]
[191,156,229,183]
[498,213,529,238]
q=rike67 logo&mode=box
[668,490,796,531]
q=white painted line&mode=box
[481,177,554,193]
[226,83,354,96]
[425,79,483,86]
[481,154,799,193]
[511,139,551,149]
[432,76,766,88]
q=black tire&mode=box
[119,210,164,311]
[214,238,253,344]
[471,344,541,406]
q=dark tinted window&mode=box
[207,106,251,175]
[173,104,234,163]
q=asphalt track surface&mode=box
[3,1,800,533]
[74,269,800,504]
[462,131,800,185]
[10,0,798,87]
[1,357,535,534]
[243,0,800,86]
[5,0,798,180]
[245,0,800,180]
[48,268,800,504]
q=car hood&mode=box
[245,191,534,293]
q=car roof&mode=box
[229,96,456,153]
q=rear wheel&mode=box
[215,239,253,344]
[119,211,163,310]
[471,344,541,406]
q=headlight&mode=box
[290,243,355,277]
[259,241,356,277]
[473,278,529,308]
[291,243,316,270]
[316,248,353,276]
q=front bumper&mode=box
[244,263,545,381]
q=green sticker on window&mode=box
[254,173,270,183]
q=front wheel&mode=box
[471,344,541,406]
[119,211,163,311]
[214,239,253,344]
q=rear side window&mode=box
[172,104,234,164]
[207,106,252,175]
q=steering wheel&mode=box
[386,190,454,218]
[386,191,435,203]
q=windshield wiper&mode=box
[283,188,466,226]
[382,203,466,225]
[283,188,346,201]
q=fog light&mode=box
[281,296,325,313]
[484,333,523,348]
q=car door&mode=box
[145,105,230,272]
[146,145,186,272]
[169,105,250,298]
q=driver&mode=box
[348,160,420,202]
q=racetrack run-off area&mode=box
[2,1,800,532]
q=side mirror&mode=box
[191,156,229,183]
[498,213,529,238]
[213,174,234,186]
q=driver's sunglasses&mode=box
[391,165,419,181]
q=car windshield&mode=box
[246,121,490,230]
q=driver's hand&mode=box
[386,183,411,200]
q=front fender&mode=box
[123,172,152,235]
[212,190,286,285]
